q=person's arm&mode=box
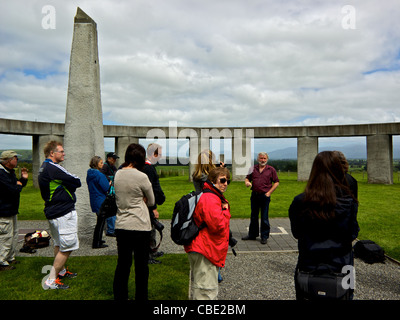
[244,178,252,188]
[245,165,254,187]
[0,170,23,196]
[50,162,81,191]
[198,194,229,235]
[266,182,279,197]
[142,177,155,208]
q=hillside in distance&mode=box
[267,144,368,160]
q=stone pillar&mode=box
[115,136,139,168]
[176,128,199,181]
[63,8,104,240]
[367,134,393,184]
[32,135,63,188]
[297,136,318,181]
[232,129,254,181]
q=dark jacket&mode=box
[142,162,165,211]
[0,164,27,217]
[289,193,359,272]
[86,168,110,214]
[100,161,117,182]
[38,159,81,220]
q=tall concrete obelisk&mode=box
[63,8,104,241]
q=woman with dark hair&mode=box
[86,156,110,249]
[289,151,359,300]
[113,143,155,300]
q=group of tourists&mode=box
[0,140,358,300]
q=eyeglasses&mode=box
[219,178,231,185]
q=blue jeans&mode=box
[249,192,271,239]
[106,216,116,235]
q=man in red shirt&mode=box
[242,152,279,244]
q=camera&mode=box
[150,211,164,232]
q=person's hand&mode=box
[21,168,29,179]
[222,203,229,210]
[153,209,159,219]
[245,181,252,188]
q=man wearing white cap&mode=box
[0,150,28,271]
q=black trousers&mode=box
[92,211,106,247]
[113,229,151,300]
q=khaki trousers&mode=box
[188,252,219,300]
[0,215,18,266]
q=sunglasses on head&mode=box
[219,178,231,185]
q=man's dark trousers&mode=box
[249,192,271,239]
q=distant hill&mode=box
[267,144,368,160]
[0,149,32,162]
[2,143,399,163]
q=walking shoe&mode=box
[148,259,162,264]
[241,235,256,240]
[0,265,16,271]
[44,277,69,290]
[92,244,108,249]
[151,251,164,259]
[58,268,77,279]
[261,238,268,244]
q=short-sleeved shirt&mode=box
[246,164,279,193]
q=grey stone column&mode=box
[297,136,318,181]
[63,8,105,241]
[115,136,139,168]
[176,128,199,181]
[32,135,63,188]
[367,134,393,184]
[232,129,254,181]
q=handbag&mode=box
[295,265,351,300]
[99,185,117,218]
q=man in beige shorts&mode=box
[38,141,81,289]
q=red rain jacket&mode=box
[184,181,231,268]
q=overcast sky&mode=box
[1,0,399,153]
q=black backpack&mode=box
[171,190,209,245]
[353,240,385,264]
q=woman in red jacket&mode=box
[185,166,231,300]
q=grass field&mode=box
[0,255,190,300]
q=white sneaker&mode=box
[43,277,69,290]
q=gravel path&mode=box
[218,252,400,300]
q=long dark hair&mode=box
[303,151,353,220]
[122,143,146,170]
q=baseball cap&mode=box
[0,150,21,160]
[106,152,119,159]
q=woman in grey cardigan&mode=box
[113,143,155,300]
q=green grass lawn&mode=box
[0,255,190,300]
